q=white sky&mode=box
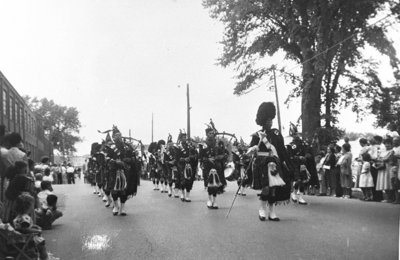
[0,0,398,155]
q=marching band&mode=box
[86,102,313,221]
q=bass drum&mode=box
[224,161,238,181]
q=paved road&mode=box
[44,179,399,260]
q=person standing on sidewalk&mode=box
[66,164,75,184]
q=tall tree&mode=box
[23,96,82,156]
[203,0,400,141]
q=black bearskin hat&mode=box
[157,140,166,150]
[148,142,158,154]
[255,102,276,126]
[91,142,101,156]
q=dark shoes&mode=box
[259,215,280,221]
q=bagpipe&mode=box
[286,122,315,183]
[97,125,143,160]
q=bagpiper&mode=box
[156,140,168,193]
[177,131,197,202]
[232,146,251,196]
[99,126,140,216]
[287,130,318,205]
[164,135,179,198]
[148,142,160,190]
[200,121,229,194]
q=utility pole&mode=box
[272,67,282,133]
[186,83,191,139]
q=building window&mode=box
[25,111,28,133]
[19,107,23,130]
[15,103,18,124]
[2,90,6,115]
[9,94,13,120]
[28,115,31,134]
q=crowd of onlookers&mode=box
[312,135,400,204]
[0,126,64,259]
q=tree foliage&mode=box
[23,96,82,156]
[370,86,400,134]
[203,0,400,141]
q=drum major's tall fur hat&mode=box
[148,142,158,154]
[256,102,276,126]
[157,139,166,150]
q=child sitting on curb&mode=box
[35,194,63,230]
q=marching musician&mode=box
[200,126,218,190]
[247,102,293,222]
[177,133,197,202]
[164,136,179,198]
[156,140,168,194]
[103,145,139,216]
[234,147,251,196]
[148,142,160,191]
[214,140,229,193]
[287,135,318,205]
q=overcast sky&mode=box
[0,0,398,155]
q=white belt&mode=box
[257,152,271,157]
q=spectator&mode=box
[34,173,43,194]
[76,168,82,180]
[37,181,54,209]
[334,145,343,197]
[35,194,63,230]
[2,161,36,223]
[53,164,62,184]
[315,151,325,195]
[66,164,75,184]
[369,136,383,201]
[12,193,48,260]
[376,137,396,202]
[359,153,374,201]
[338,143,353,199]
[344,136,351,149]
[3,132,28,166]
[0,125,9,202]
[393,137,400,204]
[319,145,336,196]
[28,159,36,179]
[359,138,370,156]
[42,168,54,183]
[61,162,68,184]
[50,164,58,185]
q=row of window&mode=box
[1,88,37,136]
[0,72,52,163]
